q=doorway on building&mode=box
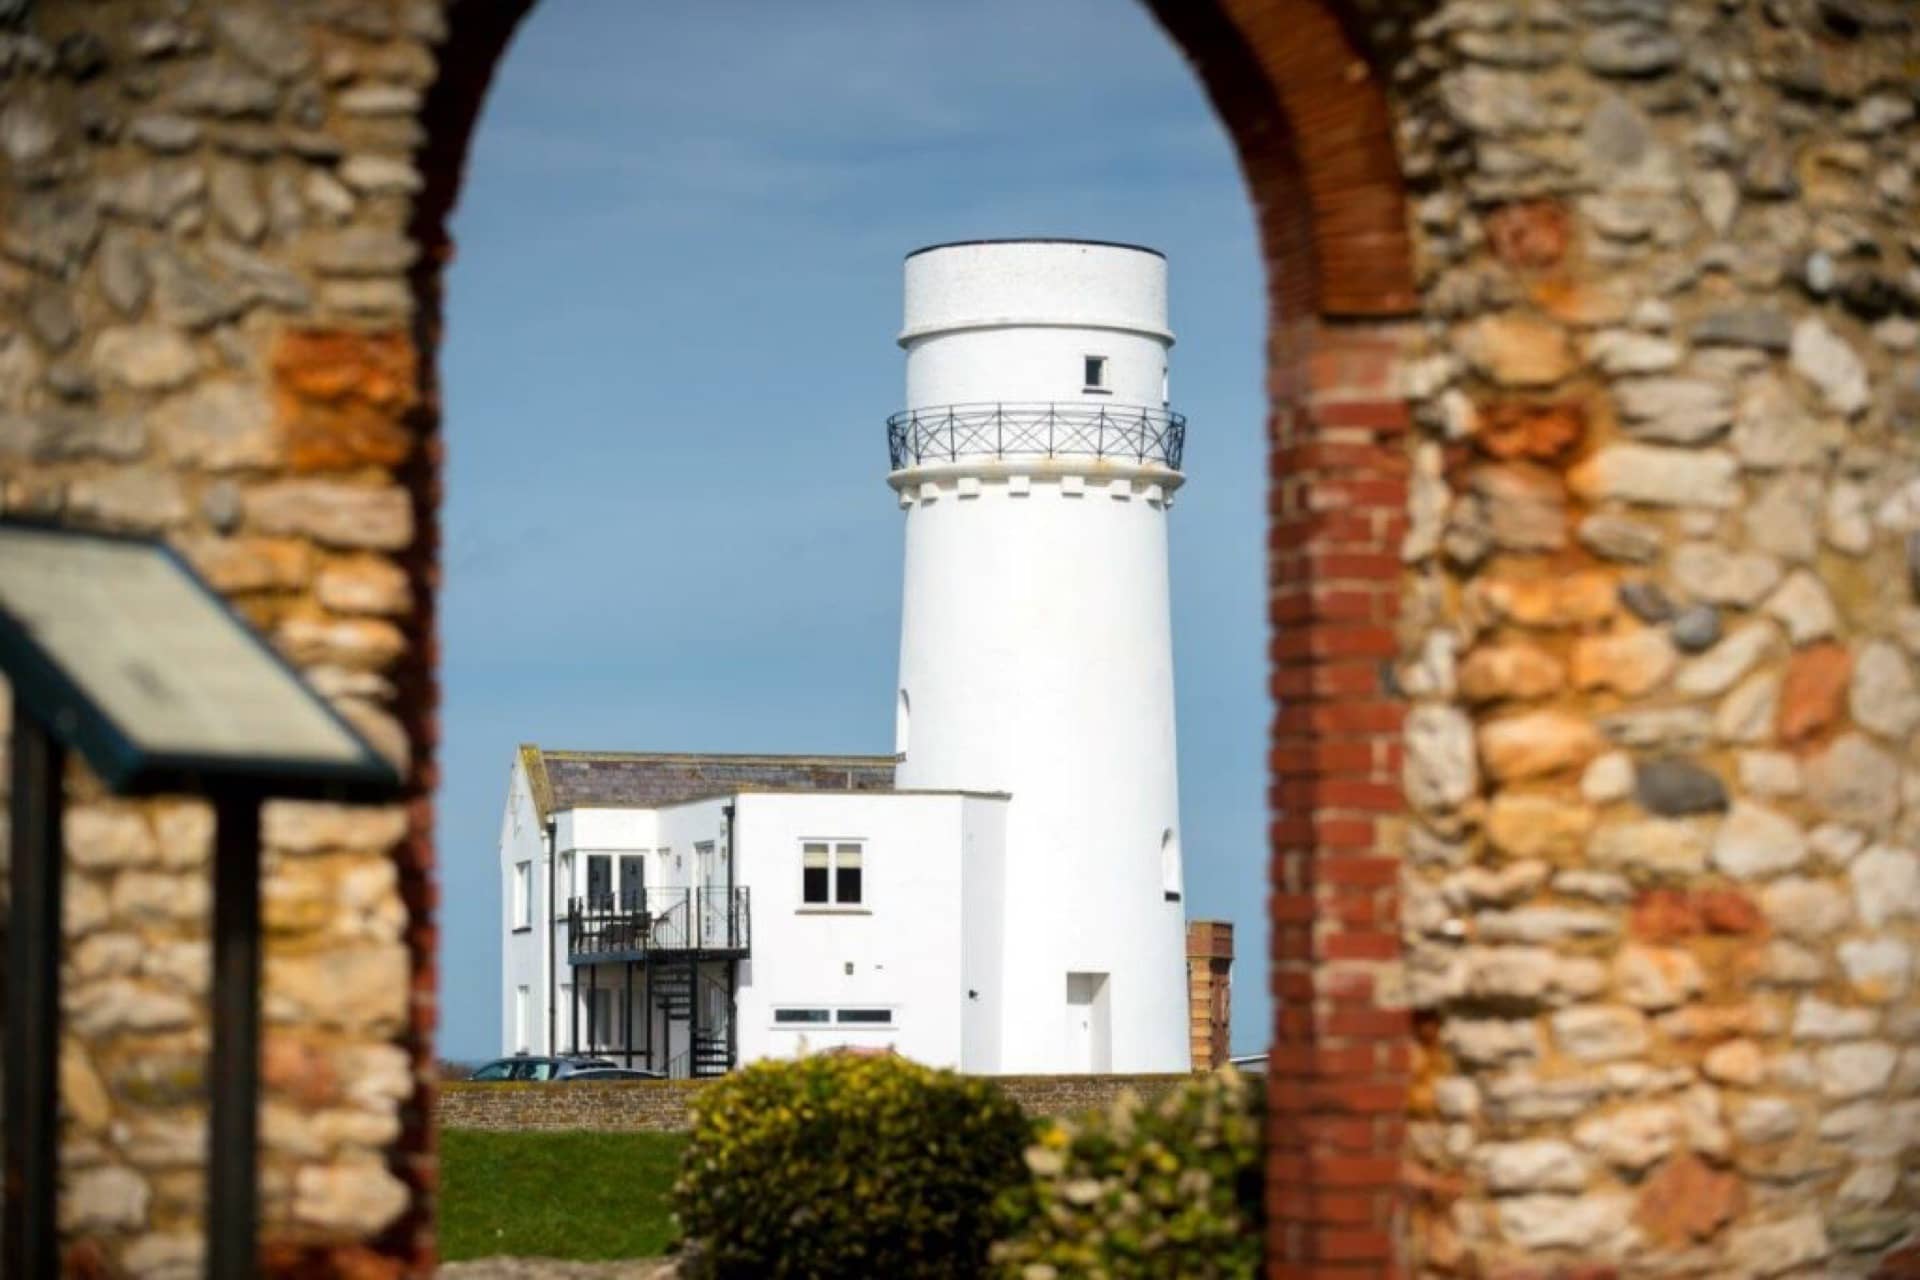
[695,840,729,947]
[619,854,645,911]
[585,852,612,911]
[1065,971,1112,1073]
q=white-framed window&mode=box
[557,853,574,916]
[772,1006,895,1027]
[1083,354,1108,391]
[836,1007,893,1025]
[774,1007,829,1024]
[585,853,613,909]
[802,840,863,905]
[513,985,530,1052]
[511,861,532,931]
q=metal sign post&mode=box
[208,790,264,1280]
[0,521,401,1280]
[4,707,64,1280]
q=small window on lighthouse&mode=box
[895,688,910,759]
[1161,829,1182,902]
[1083,355,1108,391]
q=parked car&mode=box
[560,1067,667,1081]
[466,1054,617,1082]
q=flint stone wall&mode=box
[1389,0,1920,1274]
[0,2,443,1275]
[436,1075,1197,1134]
[2,0,1918,1276]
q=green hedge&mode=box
[991,1068,1264,1279]
[672,1053,1033,1279]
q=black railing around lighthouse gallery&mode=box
[887,401,1186,471]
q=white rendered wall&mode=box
[892,240,1191,1074]
[498,760,547,1055]
[958,794,1009,1073]
[729,790,1002,1068]
[902,240,1171,417]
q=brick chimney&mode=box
[1185,920,1232,1070]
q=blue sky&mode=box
[437,0,1269,1058]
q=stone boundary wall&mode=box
[437,1074,1197,1134]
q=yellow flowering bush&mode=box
[990,1069,1264,1279]
[672,1052,1032,1279]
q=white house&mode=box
[500,239,1195,1076]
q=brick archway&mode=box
[19,1,1920,1274]
[415,2,1419,1274]
[1143,2,1419,1271]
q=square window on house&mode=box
[1083,355,1107,389]
[802,842,830,903]
[802,840,864,905]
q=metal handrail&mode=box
[886,401,1186,471]
[566,886,751,958]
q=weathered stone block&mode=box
[1553,1004,1651,1062]
[1479,711,1605,781]
[245,481,413,550]
[1613,946,1704,1011]
[1712,801,1809,879]
[1486,792,1595,860]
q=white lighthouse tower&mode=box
[888,239,1190,1074]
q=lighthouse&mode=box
[888,239,1191,1074]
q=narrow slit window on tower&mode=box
[1083,355,1108,391]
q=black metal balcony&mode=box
[566,886,751,963]
[887,402,1186,472]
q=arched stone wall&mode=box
[3,1,1918,1276]
[1145,2,1424,1270]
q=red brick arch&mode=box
[411,3,1417,1273]
[1143,3,1419,1273]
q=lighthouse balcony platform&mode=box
[887,401,1185,471]
[565,886,751,963]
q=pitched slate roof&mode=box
[518,744,896,820]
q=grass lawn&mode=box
[440,1129,689,1261]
